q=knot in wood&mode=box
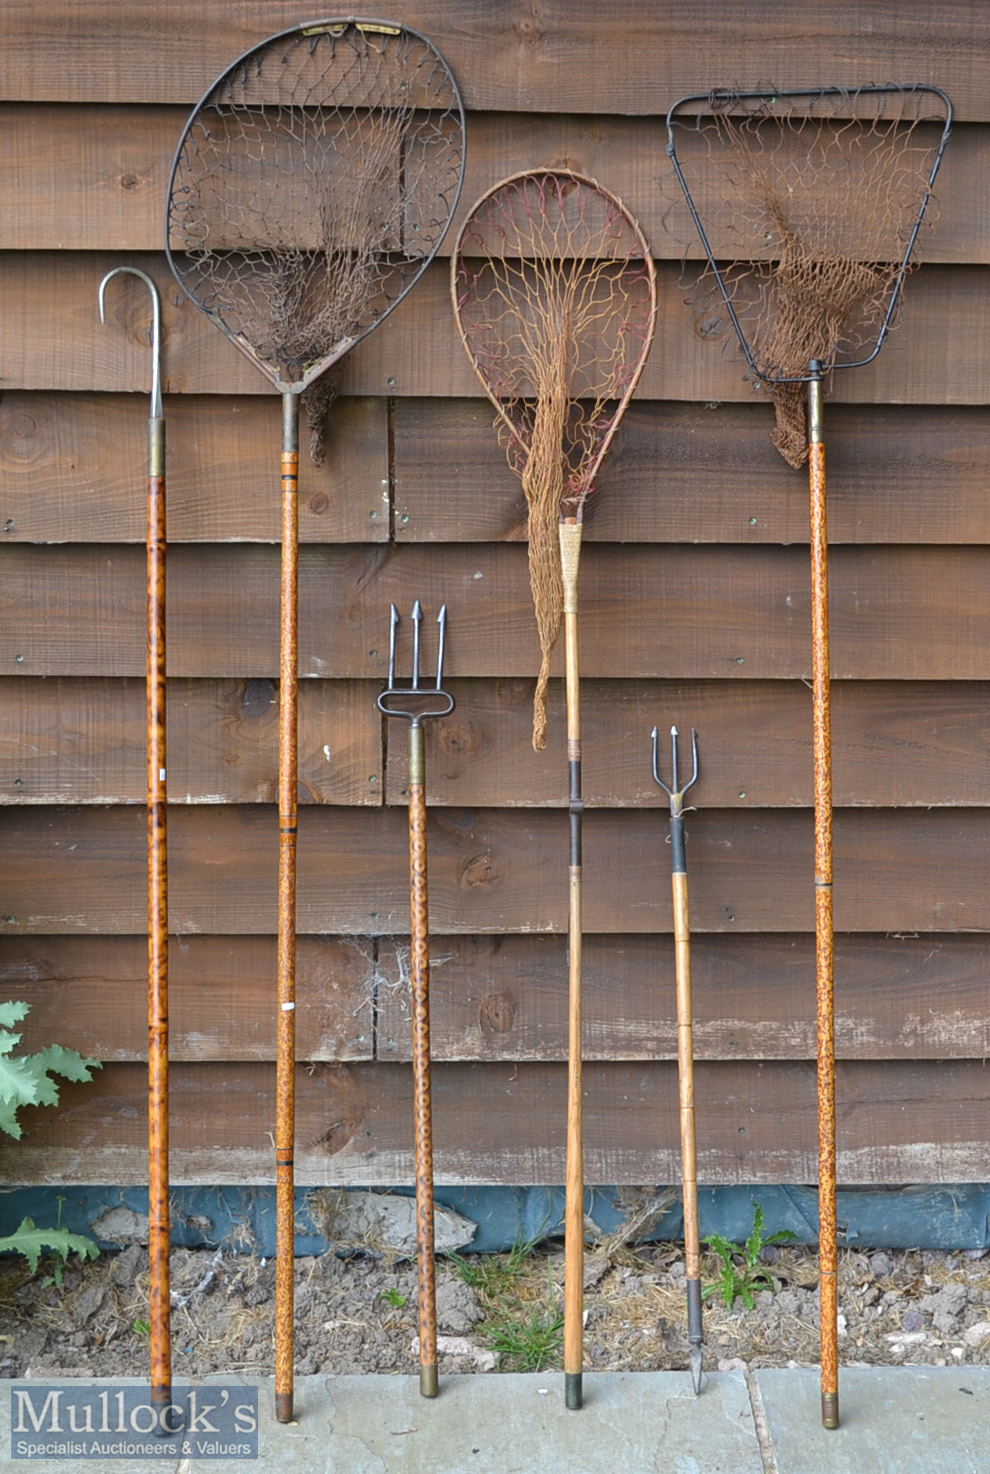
[460,851,503,888]
[437,718,480,757]
[479,990,516,1036]
[240,679,276,720]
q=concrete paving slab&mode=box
[756,1366,990,1474]
[207,1371,764,1474]
[5,1369,989,1473]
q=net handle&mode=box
[165,14,467,393]
[449,166,658,513]
[664,83,954,383]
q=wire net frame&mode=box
[166,16,466,393]
[665,82,953,1432]
[451,168,657,1410]
[165,16,465,1425]
[450,168,658,751]
[665,84,953,465]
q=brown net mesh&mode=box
[451,170,657,749]
[166,20,465,398]
[665,87,951,465]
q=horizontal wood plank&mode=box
[5,542,990,682]
[377,932,990,1063]
[5,3,987,117]
[3,930,987,1066]
[4,677,987,810]
[0,677,380,806]
[5,676,986,809]
[394,399,990,547]
[0,935,374,1061]
[7,1058,989,1187]
[7,394,989,547]
[384,679,990,810]
[1,105,979,265]
[2,255,986,405]
[0,393,389,544]
[1,804,988,937]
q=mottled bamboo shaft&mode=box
[808,371,838,1431]
[560,519,584,1412]
[670,795,704,1390]
[408,724,438,1397]
[672,870,701,1278]
[275,393,299,1425]
[147,413,170,1412]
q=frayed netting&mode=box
[300,365,343,466]
[667,88,947,466]
[760,241,899,467]
[452,171,656,749]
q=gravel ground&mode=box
[3,1236,990,1383]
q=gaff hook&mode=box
[98,261,171,1415]
[98,266,163,420]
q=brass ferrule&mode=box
[807,362,824,445]
[149,418,165,480]
[408,723,426,786]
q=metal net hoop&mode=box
[666,86,951,465]
[451,169,657,748]
[166,18,466,398]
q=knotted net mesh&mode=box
[451,171,657,748]
[167,20,465,400]
[666,87,950,466]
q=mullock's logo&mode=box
[10,1384,259,1460]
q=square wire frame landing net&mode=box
[664,85,952,464]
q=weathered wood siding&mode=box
[1,1,988,1188]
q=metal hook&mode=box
[651,725,699,816]
[378,602,455,726]
[98,266,163,419]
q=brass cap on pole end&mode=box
[420,1364,439,1399]
[565,1372,583,1410]
[151,1388,178,1436]
[275,1391,294,1424]
[822,1390,839,1429]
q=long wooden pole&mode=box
[275,389,300,1424]
[668,738,703,1395]
[560,517,585,1412]
[408,717,439,1397]
[808,364,839,1430]
[146,379,171,1417]
[99,266,172,1417]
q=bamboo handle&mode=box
[408,734,438,1397]
[559,519,585,1410]
[147,436,170,1411]
[809,375,838,1432]
[671,870,699,1281]
[275,399,299,1425]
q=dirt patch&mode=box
[3,1237,990,1382]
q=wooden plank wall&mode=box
[1,1,988,1191]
